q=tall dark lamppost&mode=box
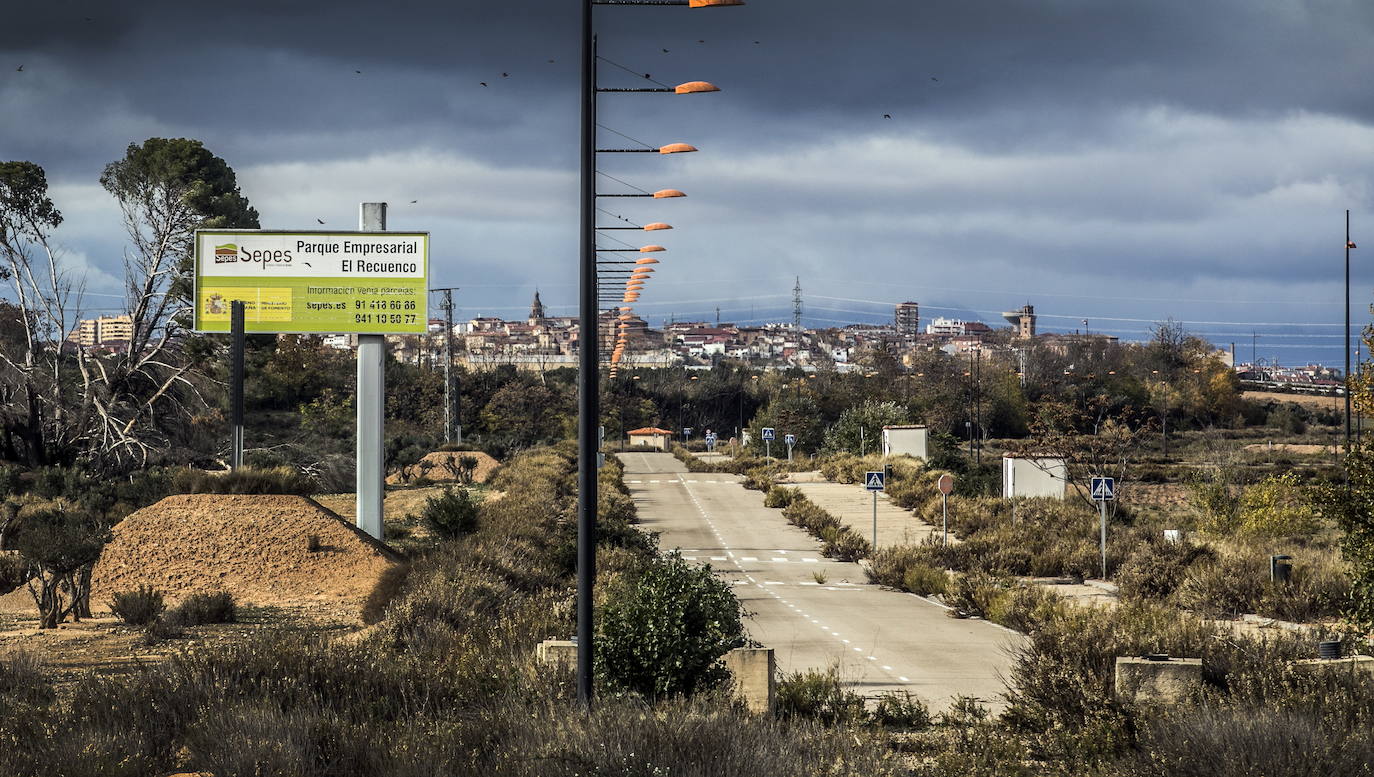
[1346,209,1358,453]
[579,0,741,708]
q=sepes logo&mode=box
[238,243,294,268]
[213,243,238,264]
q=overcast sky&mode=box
[4,0,1373,366]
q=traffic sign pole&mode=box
[872,490,878,550]
[936,474,954,547]
[941,493,949,547]
[1090,476,1115,579]
[1100,499,1107,580]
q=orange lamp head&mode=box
[653,189,686,199]
[674,81,720,94]
[659,143,698,155]
[643,222,673,231]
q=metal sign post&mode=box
[762,427,775,460]
[1091,476,1116,579]
[865,470,885,549]
[356,203,388,541]
[785,433,796,461]
[937,473,954,547]
[229,301,245,469]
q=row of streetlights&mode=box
[577,0,744,707]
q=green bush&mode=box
[596,552,746,699]
[169,591,237,626]
[1235,473,1320,537]
[821,527,871,562]
[422,487,483,540]
[110,585,165,626]
[774,667,866,725]
[763,486,801,509]
[902,563,948,596]
[869,690,932,729]
[0,552,28,595]
[171,466,317,495]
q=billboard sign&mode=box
[194,230,429,334]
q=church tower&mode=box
[528,290,546,325]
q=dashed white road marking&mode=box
[647,465,918,694]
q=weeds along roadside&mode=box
[0,443,904,777]
[802,449,1351,627]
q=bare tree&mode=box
[89,138,259,465]
[0,161,88,465]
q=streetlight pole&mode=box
[577,0,598,708]
[578,0,741,709]
[1347,209,1353,454]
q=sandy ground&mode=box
[387,450,500,485]
[1242,442,1338,454]
[1243,391,1345,410]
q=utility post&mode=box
[356,202,387,541]
[433,286,460,444]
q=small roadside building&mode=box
[1002,453,1067,499]
[627,427,673,450]
[882,425,929,459]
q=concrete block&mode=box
[1291,655,1374,679]
[725,647,775,714]
[1114,656,1203,704]
[536,639,578,671]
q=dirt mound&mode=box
[387,450,500,485]
[89,495,402,616]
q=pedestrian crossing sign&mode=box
[865,471,886,491]
[1091,477,1116,501]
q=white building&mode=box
[882,425,928,459]
[926,317,969,336]
[1002,454,1067,499]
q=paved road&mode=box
[622,451,1021,712]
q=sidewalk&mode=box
[782,477,939,548]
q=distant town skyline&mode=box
[3,1,1371,368]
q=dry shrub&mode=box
[171,466,316,495]
[1116,539,1214,600]
[782,496,871,560]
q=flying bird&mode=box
[316,218,325,225]
[883,114,892,119]
[547,59,556,63]
[643,73,651,79]
[480,81,488,87]
[662,48,670,53]
[754,40,760,44]
[1350,240,1359,249]
[355,70,362,74]
[930,76,940,82]
[409,200,418,204]
[697,39,705,43]
[501,72,509,77]
[15,65,22,72]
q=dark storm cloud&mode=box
[3,0,1374,364]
